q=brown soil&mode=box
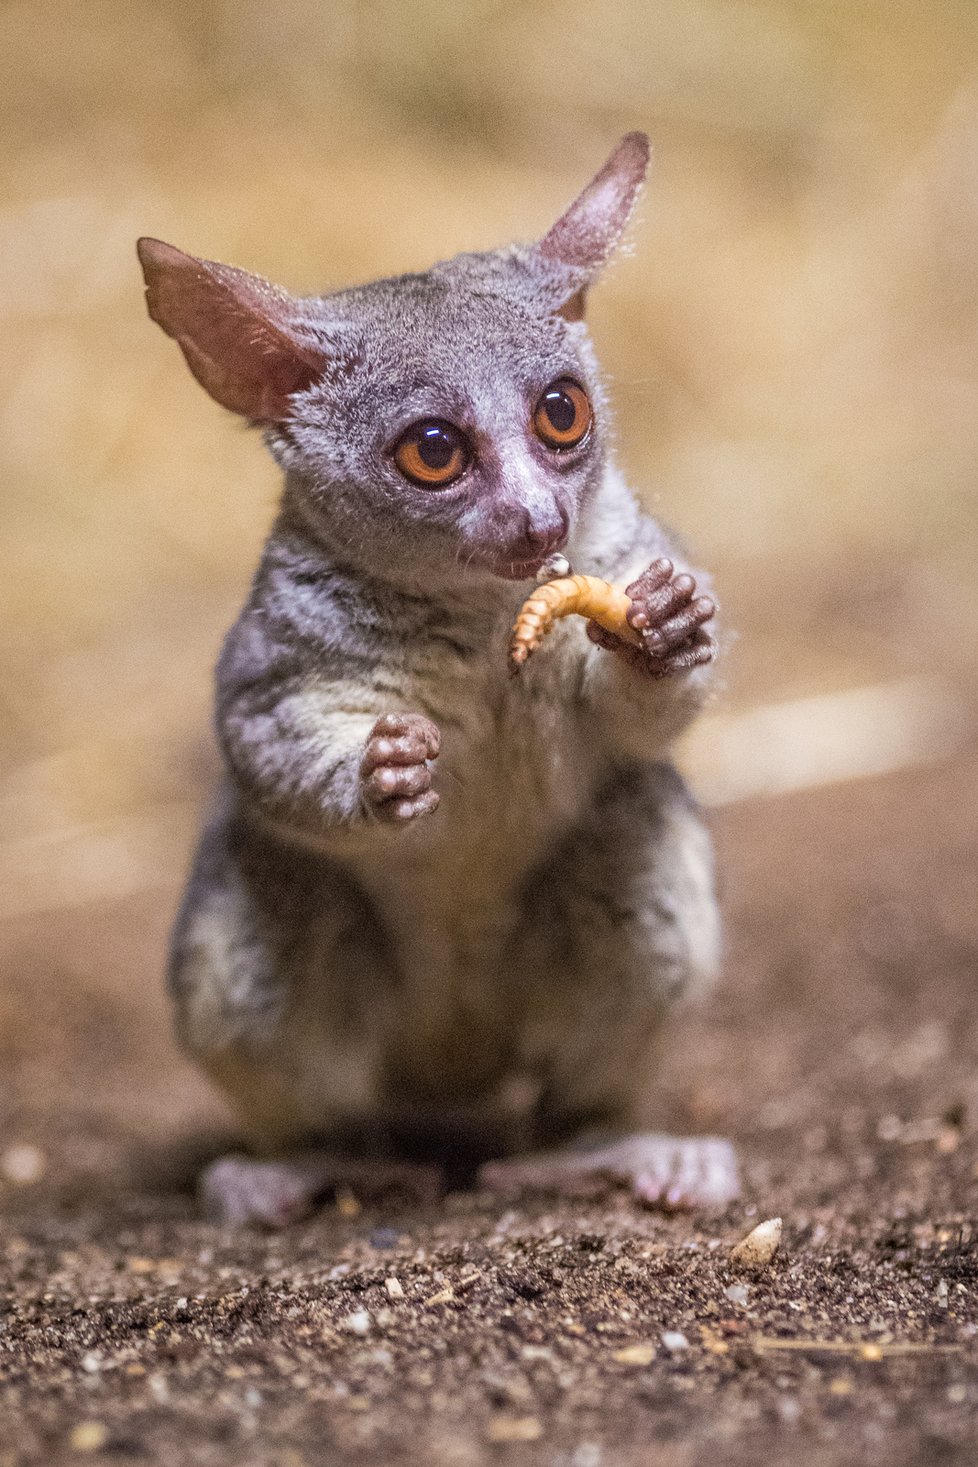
[2,749,978,1466]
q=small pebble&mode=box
[1,1144,46,1186]
[487,1416,543,1443]
[384,1276,404,1300]
[334,1187,361,1218]
[492,1210,520,1234]
[661,1331,689,1352]
[148,1374,169,1403]
[613,1343,656,1366]
[572,1447,602,1467]
[69,1422,107,1452]
[340,1310,372,1336]
[369,1228,403,1250]
[724,1284,749,1304]
[730,1217,782,1266]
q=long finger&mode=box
[642,597,715,657]
[628,573,697,630]
[361,733,432,775]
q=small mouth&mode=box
[493,557,550,582]
[467,551,567,582]
[459,551,547,581]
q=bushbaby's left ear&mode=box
[137,238,336,422]
[537,132,650,321]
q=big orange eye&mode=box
[393,420,470,487]
[532,378,592,450]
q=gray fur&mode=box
[146,135,724,1171]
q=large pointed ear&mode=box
[537,132,650,321]
[137,238,334,421]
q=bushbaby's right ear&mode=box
[536,132,651,321]
[137,239,332,422]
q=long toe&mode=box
[655,1137,740,1210]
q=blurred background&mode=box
[0,0,976,1179]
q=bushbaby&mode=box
[138,133,738,1225]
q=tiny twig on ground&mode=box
[753,1337,963,1359]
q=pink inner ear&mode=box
[557,288,587,323]
[138,238,329,421]
[539,132,651,275]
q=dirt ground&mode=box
[1,742,977,1467]
[5,4,978,1463]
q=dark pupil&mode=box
[544,388,576,434]
[418,425,456,470]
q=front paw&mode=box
[360,713,441,824]
[588,558,716,677]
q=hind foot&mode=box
[478,1133,739,1210]
[200,1151,443,1227]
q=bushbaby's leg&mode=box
[170,791,436,1223]
[481,763,738,1208]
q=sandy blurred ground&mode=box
[0,2,977,1139]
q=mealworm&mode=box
[508,574,641,671]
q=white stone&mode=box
[341,1310,372,1336]
[730,1217,782,1266]
[1,1144,46,1185]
